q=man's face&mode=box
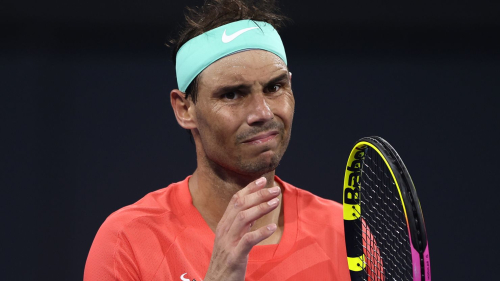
[191,50,295,176]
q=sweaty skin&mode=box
[170,50,294,281]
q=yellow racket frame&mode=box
[343,141,409,272]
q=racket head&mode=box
[343,136,430,281]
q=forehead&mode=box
[198,50,288,88]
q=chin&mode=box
[237,152,282,175]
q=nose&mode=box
[246,93,274,125]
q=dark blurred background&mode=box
[2,0,499,280]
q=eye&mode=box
[268,84,281,93]
[221,92,239,100]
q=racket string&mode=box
[354,149,413,281]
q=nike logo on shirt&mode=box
[180,272,202,281]
[222,27,259,43]
[180,273,190,281]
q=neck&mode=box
[188,144,284,245]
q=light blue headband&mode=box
[175,20,287,92]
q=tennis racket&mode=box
[343,136,430,281]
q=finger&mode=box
[228,196,280,239]
[233,224,277,260]
[218,177,268,231]
[224,182,280,229]
[233,177,268,201]
[227,185,280,229]
[222,184,280,238]
[233,185,281,210]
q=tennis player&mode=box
[84,1,349,280]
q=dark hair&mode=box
[168,0,289,103]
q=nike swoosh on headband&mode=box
[222,27,259,43]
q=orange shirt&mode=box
[84,176,349,280]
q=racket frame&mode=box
[343,136,430,281]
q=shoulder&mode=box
[84,178,189,280]
[99,179,187,238]
[89,178,191,254]
[296,186,343,227]
[277,177,343,227]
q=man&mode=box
[84,0,349,280]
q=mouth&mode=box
[242,130,279,144]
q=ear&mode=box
[170,89,197,130]
[289,72,292,85]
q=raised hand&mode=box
[203,177,281,281]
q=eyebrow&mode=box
[264,73,289,89]
[213,72,290,94]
